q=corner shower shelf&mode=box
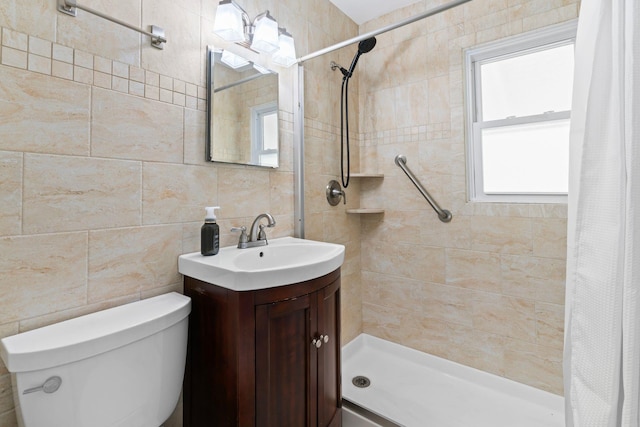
[349,173,384,179]
[346,208,384,214]
[345,172,385,214]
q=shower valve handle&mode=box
[326,180,346,206]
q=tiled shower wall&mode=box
[0,1,359,425]
[357,0,580,395]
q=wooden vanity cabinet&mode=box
[183,268,342,427]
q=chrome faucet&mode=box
[249,213,276,245]
[231,213,276,249]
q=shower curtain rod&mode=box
[297,0,472,64]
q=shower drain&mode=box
[352,376,371,388]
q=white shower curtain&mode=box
[564,0,640,426]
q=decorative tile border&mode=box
[0,26,207,112]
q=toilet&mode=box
[0,292,191,427]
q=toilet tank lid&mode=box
[0,292,191,373]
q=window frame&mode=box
[464,20,578,204]
[250,101,279,167]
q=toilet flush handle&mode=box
[23,376,62,395]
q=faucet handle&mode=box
[257,224,269,242]
[230,226,248,249]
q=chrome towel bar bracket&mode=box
[58,0,167,49]
[395,155,452,223]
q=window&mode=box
[465,21,577,203]
[250,102,278,168]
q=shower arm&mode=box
[296,0,472,64]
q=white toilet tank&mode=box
[0,292,191,427]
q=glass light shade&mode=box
[220,50,250,69]
[252,63,271,74]
[250,12,279,54]
[213,1,245,42]
[272,31,296,67]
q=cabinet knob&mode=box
[312,337,323,348]
[323,335,329,344]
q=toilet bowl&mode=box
[0,292,191,427]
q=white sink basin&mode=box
[178,237,345,291]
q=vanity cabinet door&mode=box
[255,294,317,427]
[254,278,341,427]
[317,278,341,427]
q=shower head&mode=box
[358,37,377,54]
[346,37,377,78]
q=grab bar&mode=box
[394,155,452,223]
[57,0,167,49]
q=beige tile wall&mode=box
[356,0,579,395]
[0,0,343,425]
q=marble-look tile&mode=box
[362,302,409,331]
[142,0,201,85]
[88,225,183,303]
[470,216,533,255]
[269,172,294,217]
[52,44,73,64]
[0,65,90,155]
[217,167,271,219]
[418,211,473,250]
[362,271,425,314]
[0,1,56,40]
[362,240,445,284]
[142,163,217,225]
[470,292,537,343]
[501,254,566,304]
[27,52,51,74]
[446,248,502,293]
[1,46,27,69]
[0,410,17,427]
[504,338,563,395]
[522,4,579,32]
[341,271,363,346]
[361,209,422,245]
[23,154,141,233]
[18,295,137,333]
[0,151,22,236]
[428,75,450,124]
[183,109,207,166]
[91,88,184,163]
[1,28,27,51]
[0,232,87,324]
[535,302,564,350]
[56,0,141,65]
[52,60,73,80]
[533,218,567,259]
[0,374,14,419]
[448,328,506,378]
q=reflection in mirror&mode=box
[206,46,279,168]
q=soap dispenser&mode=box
[201,206,220,256]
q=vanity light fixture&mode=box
[212,0,297,66]
[252,63,271,74]
[272,28,296,67]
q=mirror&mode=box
[206,46,279,168]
